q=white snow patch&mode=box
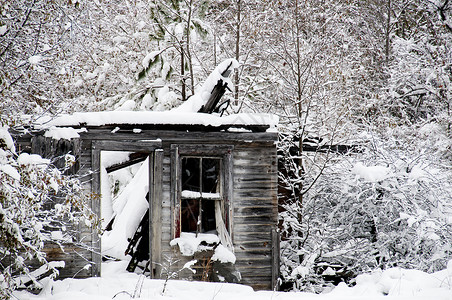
[322,267,336,276]
[211,244,236,264]
[330,266,452,298]
[74,79,84,87]
[227,127,252,133]
[112,36,128,44]
[12,259,452,300]
[101,151,132,169]
[291,265,310,279]
[352,162,390,182]
[137,21,146,30]
[34,111,278,128]
[142,51,160,68]
[17,153,50,166]
[418,122,442,136]
[183,260,197,274]
[101,159,149,259]
[50,231,72,242]
[14,261,65,288]
[28,55,42,65]
[0,126,15,152]
[399,212,418,227]
[44,126,84,140]
[115,100,136,111]
[181,190,220,199]
[100,166,113,229]
[172,58,239,113]
[0,164,20,181]
[0,25,7,35]
[408,165,427,180]
[140,93,154,110]
[170,232,220,256]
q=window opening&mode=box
[181,157,221,234]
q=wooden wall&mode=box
[232,143,278,290]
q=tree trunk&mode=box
[234,0,241,106]
[385,0,391,64]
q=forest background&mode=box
[1,0,451,296]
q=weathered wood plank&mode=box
[230,200,276,207]
[234,245,271,252]
[91,147,101,276]
[151,149,163,278]
[233,218,278,226]
[235,254,272,261]
[271,228,280,290]
[92,140,162,152]
[234,206,277,214]
[233,191,277,199]
[234,157,277,166]
[234,175,278,182]
[233,235,272,243]
[233,224,274,232]
[235,264,272,272]
[38,242,95,279]
[234,243,272,251]
[80,129,277,143]
[233,150,277,157]
[233,182,277,189]
[233,165,275,173]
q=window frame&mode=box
[171,144,233,239]
[180,156,222,233]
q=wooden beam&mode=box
[105,152,148,173]
[151,149,163,278]
[271,228,280,291]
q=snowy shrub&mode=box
[0,127,97,298]
[279,131,452,292]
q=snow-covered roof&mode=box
[34,111,279,130]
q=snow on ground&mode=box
[13,260,452,300]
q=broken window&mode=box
[181,157,221,233]
[172,144,233,250]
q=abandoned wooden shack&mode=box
[15,110,280,290]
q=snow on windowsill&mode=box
[181,190,220,199]
[170,232,236,264]
[170,232,220,256]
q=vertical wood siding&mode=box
[232,144,278,290]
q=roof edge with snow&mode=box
[34,111,279,132]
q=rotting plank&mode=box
[231,199,276,207]
[233,233,271,240]
[232,181,276,189]
[233,191,277,199]
[233,224,274,232]
[233,218,278,226]
[234,206,276,214]
[234,243,272,250]
[80,130,277,145]
[271,228,280,290]
[233,156,277,165]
